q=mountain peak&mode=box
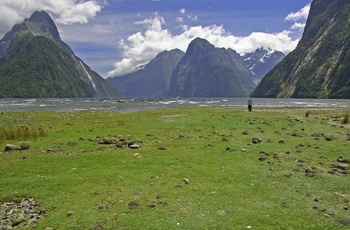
[186,37,214,56]
[25,10,60,39]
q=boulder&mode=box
[332,162,349,170]
[5,144,20,151]
[337,157,350,163]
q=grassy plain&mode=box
[0,107,350,229]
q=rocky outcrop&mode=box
[0,198,46,229]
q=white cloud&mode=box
[290,22,306,31]
[108,14,300,77]
[188,14,198,22]
[285,4,311,22]
[0,0,104,37]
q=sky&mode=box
[0,0,312,78]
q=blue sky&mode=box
[0,0,312,77]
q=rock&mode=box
[305,168,316,174]
[337,157,350,163]
[226,147,236,151]
[332,162,349,170]
[68,142,78,146]
[184,178,190,184]
[158,146,167,150]
[129,144,140,149]
[128,201,139,209]
[67,211,74,216]
[338,218,350,226]
[20,143,30,150]
[5,144,20,151]
[0,198,45,228]
[252,137,262,144]
[305,173,315,177]
[242,130,249,135]
[148,201,156,208]
[47,148,54,153]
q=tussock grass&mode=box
[0,108,349,229]
[341,114,349,124]
[0,126,46,142]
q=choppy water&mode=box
[0,98,349,112]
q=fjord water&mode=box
[0,98,349,112]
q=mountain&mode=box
[107,49,184,97]
[251,0,350,98]
[243,48,285,84]
[167,37,256,97]
[0,11,119,98]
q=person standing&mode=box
[248,98,253,112]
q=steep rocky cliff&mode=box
[251,0,350,98]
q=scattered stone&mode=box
[67,211,74,216]
[226,210,234,215]
[20,143,30,150]
[47,148,54,153]
[5,144,21,151]
[129,144,140,149]
[259,157,266,161]
[305,168,316,174]
[222,137,229,142]
[242,130,249,135]
[128,201,139,209]
[158,146,167,150]
[337,157,350,163]
[226,147,236,151]
[147,201,156,208]
[284,173,293,177]
[273,153,280,160]
[184,178,190,184]
[252,137,262,144]
[305,173,315,177]
[331,162,349,170]
[95,226,103,230]
[0,198,46,228]
[5,143,30,152]
[68,142,78,146]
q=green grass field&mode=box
[0,108,349,229]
